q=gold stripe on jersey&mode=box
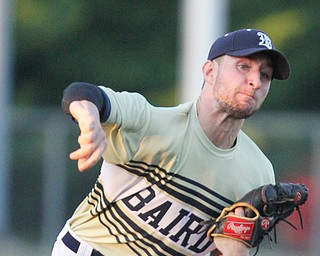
[84,161,228,255]
[105,203,189,255]
[88,183,190,255]
[118,160,233,217]
[86,180,188,255]
[88,181,110,216]
[84,161,233,255]
[113,200,213,255]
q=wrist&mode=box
[213,236,250,256]
[222,248,250,256]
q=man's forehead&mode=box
[248,51,273,60]
[249,53,274,68]
[228,53,273,67]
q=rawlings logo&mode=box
[295,191,302,203]
[223,217,254,241]
[257,32,273,49]
[261,218,270,230]
[227,222,252,234]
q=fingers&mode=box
[70,133,107,171]
[235,207,245,217]
[68,100,107,172]
[70,147,104,172]
[70,132,107,172]
[69,144,96,162]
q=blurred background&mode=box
[0,0,319,255]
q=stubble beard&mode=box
[214,75,260,120]
[218,99,258,119]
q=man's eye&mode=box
[261,72,271,80]
[238,64,249,70]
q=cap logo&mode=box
[257,32,272,49]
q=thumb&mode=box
[235,207,245,217]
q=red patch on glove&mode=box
[223,216,254,241]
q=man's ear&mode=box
[202,60,218,82]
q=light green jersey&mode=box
[69,87,275,256]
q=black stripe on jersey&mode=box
[98,211,121,243]
[88,180,159,249]
[118,162,222,217]
[162,181,221,218]
[88,183,187,256]
[118,161,233,218]
[174,173,234,205]
[119,161,171,184]
[126,243,148,256]
[88,180,112,216]
[121,160,232,203]
[113,202,184,256]
[88,181,136,244]
[95,181,111,206]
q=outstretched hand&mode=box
[69,100,107,172]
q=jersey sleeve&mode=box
[98,86,152,164]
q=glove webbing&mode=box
[254,205,304,256]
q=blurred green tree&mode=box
[15,0,178,106]
[15,0,320,110]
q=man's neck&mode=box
[196,98,244,149]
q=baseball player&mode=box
[52,28,290,256]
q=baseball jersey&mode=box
[68,87,275,256]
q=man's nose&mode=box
[248,71,261,89]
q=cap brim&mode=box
[227,48,290,80]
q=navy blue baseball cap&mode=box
[207,29,290,80]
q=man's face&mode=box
[210,53,273,119]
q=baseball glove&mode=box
[205,182,308,255]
